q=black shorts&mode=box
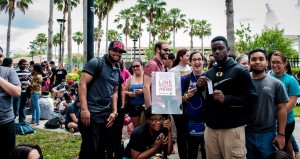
[128,105,144,117]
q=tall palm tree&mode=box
[0,0,33,57]
[155,11,172,41]
[72,31,83,54]
[93,27,103,56]
[53,33,60,60]
[226,0,235,54]
[67,0,72,71]
[114,8,133,52]
[169,8,186,49]
[137,0,166,46]
[48,0,54,61]
[94,0,123,52]
[184,19,198,50]
[132,4,146,55]
[54,0,80,64]
[196,20,212,54]
[82,0,87,64]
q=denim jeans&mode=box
[13,93,28,122]
[31,93,40,123]
[0,120,16,159]
[246,131,276,159]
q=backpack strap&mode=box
[88,57,105,88]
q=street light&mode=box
[57,19,66,64]
[29,42,36,62]
[133,39,137,59]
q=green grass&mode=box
[16,129,81,159]
[295,106,300,117]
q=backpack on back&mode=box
[45,117,63,129]
[15,122,35,135]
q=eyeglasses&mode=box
[192,58,202,62]
[149,117,165,123]
[132,65,141,69]
[162,48,170,52]
[271,61,283,66]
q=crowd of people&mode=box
[1,35,300,159]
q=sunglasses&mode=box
[162,48,170,52]
[132,65,141,69]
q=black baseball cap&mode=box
[108,41,127,53]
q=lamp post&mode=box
[133,39,137,59]
[57,19,66,64]
[29,42,36,62]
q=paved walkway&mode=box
[20,116,300,159]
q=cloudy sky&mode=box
[0,0,300,55]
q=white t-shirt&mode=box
[169,65,192,76]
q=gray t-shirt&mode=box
[39,97,54,120]
[0,66,21,124]
[246,75,289,132]
[83,55,121,113]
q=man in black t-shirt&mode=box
[53,64,67,86]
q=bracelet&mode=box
[278,132,285,136]
[81,110,88,113]
[185,93,190,101]
[112,112,118,116]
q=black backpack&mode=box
[45,117,63,129]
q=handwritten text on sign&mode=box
[155,72,176,96]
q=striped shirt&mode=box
[15,68,31,93]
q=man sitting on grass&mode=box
[65,99,80,133]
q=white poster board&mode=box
[151,72,182,114]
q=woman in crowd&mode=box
[236,54,250,71]
[29,63,43,126]
[181,51,206,159]
[41,61,52,92]
[270,51,300,157]
[169,48,192,159]
[120,59,132,86]
[9,144,43,159]
[124,59,144,128]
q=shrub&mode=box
[67,73,80,82]
[291,68,300,75]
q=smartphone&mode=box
[273,143,279,150]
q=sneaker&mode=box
[29,121,35,124]
[68,128,74,133]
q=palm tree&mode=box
[107,29,122,42]
[0,0,33,57]
[155,11,172,41]
[169,8,186,49]
[94,0,123,52]
[132,4,146,55]
[137,0,166,46]
[72,31,83,54]
[184,19,198,50]
[82,0,87,64]
[93,27,103,56]
[226,0,235,54]
[196,20,212,54]
[48,0,54,61]
[114,8,133,52]
[67,0,72,71]
[53,33,60,60]
[54,0,80,65]
[34,33,47,55]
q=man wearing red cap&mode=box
[78,40,125,159]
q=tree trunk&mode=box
[105,12,109,52]
[190,35,193,50]
[201,36,204,54]
[139,21,141,58]
[83,0,87,64]
[6,11,12,57]
[97,16,102,57]
[68,0,72,72]
[173,25,176,50]
[62,10,67,65]
[226,0,236,55]
[48,0,54,61]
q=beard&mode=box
[159,51,167,60]
[108,52,121,63]
[251,68,265,74]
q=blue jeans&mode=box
[246,131,276,159]
[31,93,40,123]
[13,93,28,122]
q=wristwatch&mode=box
[112,112,118,117]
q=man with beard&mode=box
[78,40,125,159]
[197,36,258,159]
[246,48,288,159]
[143,41,170,109]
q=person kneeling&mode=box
[65,99,80,133]
[123,107,173,159]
